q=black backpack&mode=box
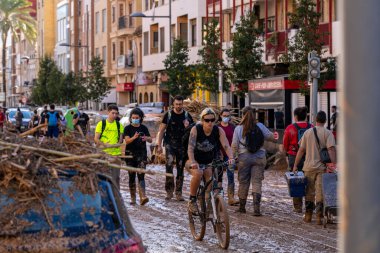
[182,122,196,161]
[243,124,264,153]
[99,119,121,141]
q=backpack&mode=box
[47,111,58,126]
[164,110,189,144]
[182,122,196,161]
[243,124,265,153]
[293,123,311,149]
[99,119,121,141]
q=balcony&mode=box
[118,15,135,36]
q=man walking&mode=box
[283,107,312,213]
[94,104,124,188]
[73,105,90,138]
[156,95,194,201]
[45,104,60,138]
[293,111,336,224]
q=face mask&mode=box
[131,119,140,124]
[222,117,230,123]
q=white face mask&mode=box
[222,117,230,123]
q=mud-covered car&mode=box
[0,170,145,252]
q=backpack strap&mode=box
[166,111,172,125]
[100,119,121,142]
[293,123,301,131]
[313,127,321,150]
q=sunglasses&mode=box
[203,118,216,123]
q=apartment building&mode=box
[140,0,207,106]
[37,0,57,58]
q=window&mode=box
[143,32,149,56]
[139,93,142,104]
[153,31,159,49]
[102,46,107,63]
[145,0,149,11]
[179,23,188,43]
[150,92,154,102]
[171,24,175,45]
[128,3,133,27]
[95,12,100,34]
[78,1,81,15]
[119,4,124,17]
[160,27,165,52]
[102,9,106,32]
[112,43,116,61]
[191,19,197,46]
[95,48,99,56]
[120,41,124,55]
[112,6,115,23]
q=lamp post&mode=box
[131,0,172,53]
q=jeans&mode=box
[165,144,185,194]
[126,157,147,191]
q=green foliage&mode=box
[197,19,226,94]
[280,0,324,94]
[86,56,111,103]
[226,11,264,94]
[163,38,196,98]
[0,0,37,105]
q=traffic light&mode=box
[308,51,321,81]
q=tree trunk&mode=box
[2,34,8,107]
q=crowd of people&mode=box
[0,98,338,225]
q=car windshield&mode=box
[8,111,32,119]
[0,178,120,235]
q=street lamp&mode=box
[131,0,172,53]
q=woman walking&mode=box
[231,107,275,216]
[123,108,152,205]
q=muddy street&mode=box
[120,165,338,253]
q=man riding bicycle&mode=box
[187,108,235,214]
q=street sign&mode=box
[0,92,5,102]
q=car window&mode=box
[0,179,120,235]
[8,111,32,119]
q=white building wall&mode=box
[142,0,206,72]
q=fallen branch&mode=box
[18,124,47,137]
[52,154,102,162]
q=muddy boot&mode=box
[165,191,173,200]
[138,180,149,206]
[293,197,303,213]
[236,199,246,213]
[227,185,239,206]
[315,202,324,225]
[130,187,137,205]
[175,176,185,201]
[253,193,262,216]
[304,201,314,223]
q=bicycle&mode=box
[188,160,232,249]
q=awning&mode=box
[101,88,117,104]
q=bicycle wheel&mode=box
[188,195,206,241]
[215,195,230,249]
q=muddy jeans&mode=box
[165,144,185,195]
[237,151,266,199]
[304,170,324,203]
[126,157,147,192]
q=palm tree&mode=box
[0,0,36,106]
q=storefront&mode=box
[248,76,337,141]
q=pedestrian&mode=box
[226,102,232,111]
[94,104,124,188]
[231,106,275,216]
[283,106,312,213]
[292,111,336,224]
[39,105,48,136]
[15,107,24,133]
[45,104,60,138]
[58,111,67,135]
[29,109,41,137]
[330,105,338,140]
[123,108,152,205]
[187,108,235,214]
[156,95,194,201]
[73,105,90,138]
[217,108,239,206]
[0,106,5,133]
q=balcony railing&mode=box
[118,15,134,30]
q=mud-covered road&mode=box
[120,165,338,253]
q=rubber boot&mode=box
[138,180,149,206]
[253,193,262,216]
[236,199,246,213]
[315,202,324,225]
[175,176,185,201]
[293,197,303,213]
[130,187,136,205]
[304,201,314,223]
[227,184,240,206]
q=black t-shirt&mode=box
[123,124,150,156]
[194,124,220,165]
[40,110,48,123]
[162,110,194,146]
[74,112,90,133]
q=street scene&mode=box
[1,0,379,252]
